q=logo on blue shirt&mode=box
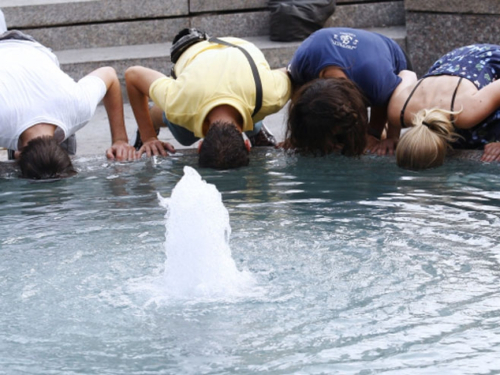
[331,32,359,50]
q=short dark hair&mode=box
[285,78,369,156]
[18,136,76,179]
[198,121,250,170]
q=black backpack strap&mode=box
[209,37,263,117]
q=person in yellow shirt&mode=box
[125,35,291,169]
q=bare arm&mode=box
[457,79,500,128]
[385,70,418,131]
[397,70,418,86]
[88,67,137,161]
[367,70,418,155]
[481,142,500,162]
[368,105,388,138]
[124,66,175,157]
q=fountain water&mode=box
[2,150,500,374]
[156,166,256,300]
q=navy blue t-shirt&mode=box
[288,28,408,107]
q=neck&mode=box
[203,105,243,136]
[19,123,57,149]
[319,66,347,80]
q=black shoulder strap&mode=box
[208,37,263,117]
[400,78,425,128]
[450,77,463,125]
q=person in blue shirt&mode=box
[284,27,412,156]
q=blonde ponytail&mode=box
[396,108,461,170]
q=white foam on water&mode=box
[152,166,257,301]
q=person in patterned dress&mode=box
[374,44,500,169]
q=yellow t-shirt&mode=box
[149,37,291,138]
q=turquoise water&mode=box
[1,149,500,374]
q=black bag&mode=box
[170,28,210,64]
[268,0,336,42]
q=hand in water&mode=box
[138,139,176,158]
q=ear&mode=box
[197,140,203,154]
[244,139,251,152]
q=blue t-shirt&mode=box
[288,28,408,107]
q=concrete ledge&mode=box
[56,36,301,101]
[189,0,402,13]
[56,26,405,77]
[1,0,405,50]
[56,35,301,79]
[0,0,188,28]
[337,0,402,3]
[0,102,288,161]
[17,10,269,49]
[405,0,500,14]
[24,18,189,50]
[192,11,269,38]
[55,26,405,102]
[190,0,267,13]
[327,1,405,29]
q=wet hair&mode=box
[18,136,76,179]
[396,108,462,170]
[284,78,369,156]
[198,121,250,170]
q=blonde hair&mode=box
[396,108,461,170]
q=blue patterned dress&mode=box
[423,44,500,149]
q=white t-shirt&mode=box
[0,40,107,150]
[0,9,6,33]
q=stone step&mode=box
[55,35,302,81]
[328,0,405,29]
[21,11,271,51]
[54,26,406,101]
[0,0,188,28]
[1,0,404,50]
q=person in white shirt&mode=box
[0,31,136,179]
[0,9,7,33]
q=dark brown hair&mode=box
[285,78,368,156]
[18,136,76,179]
[199,121,250,169]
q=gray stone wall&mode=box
[405,0,500,76]
[0,0,407,100]
[326,1,405,29]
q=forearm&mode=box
[385,121,401,140]
[368,106,388,138]
[128,85,157,141]
[125,66,164,142]
[103,78,128,145]
[87,67,129,144]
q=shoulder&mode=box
[387,72,418,125]
[268,68,292,95]
[149,76,174,100]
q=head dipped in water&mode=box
[198,120,250,170]
[18,136,76,179]
[396,108,462,170]
[285,77,369,156]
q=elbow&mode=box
[125,66,142,83]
